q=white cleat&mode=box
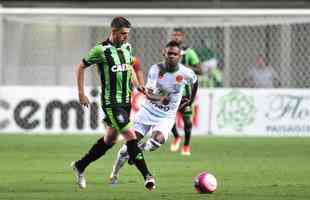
[144,175,156,191]
[170,137,182,152]
[71,161,86,189]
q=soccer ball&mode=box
[194,172,217,193]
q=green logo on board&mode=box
[217,90,256,131]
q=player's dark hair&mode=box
[166,40,181,49]
[110,16,131,28]
[173,27,185,33]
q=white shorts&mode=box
[133,107,175,141]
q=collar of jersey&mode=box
[105,38,122,48]
[163,63,180,73]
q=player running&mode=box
[109,41,198,184]
[71,16,154,191]
[170,28,202,155]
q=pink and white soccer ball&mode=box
[194,172,218,193]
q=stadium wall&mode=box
[1,87,310,136]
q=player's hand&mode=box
[160,96,170,105]
[178,97,190,112]
[137,85,146,94]
[78,93,90,107]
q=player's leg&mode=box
[109,144,129,184]
[112,106,154,190]
[181,106,193,156]
[124,129,155,190]
[72,127,117,189]
[74,127,117,172]
[171,123,180,138]
[111,117,171,187]
[141,117,173,152]
[129,119,171,189]
[170,121,182,152]
[110,131,145,184]
[72,105,153,190]
[141,131,165,151]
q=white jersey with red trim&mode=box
[135,63,197,124]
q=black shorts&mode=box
[102,105,132,132]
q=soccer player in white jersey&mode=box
[109,41,198,184]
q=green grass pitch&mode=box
[0,134,310,200]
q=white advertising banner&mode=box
[0,86,211,134]
[3,87,310,136]
[211,89,310,136]
[0,86,104,134]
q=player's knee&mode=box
[141,132,164,152]
[144,138,162,151]
[152,132,166,145]
[135,131,144,141]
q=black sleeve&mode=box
[82,59,92,68]
[190,81,198,104]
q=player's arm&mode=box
[76,44,102,107]
[188,49,203,75]
[132,57,145,86]
[191,64,203,75]
[143,64,169,104]
[144,89,170,105]
[212,69,224,87]
[144,89,160,101]
[130,55,145,92]
[179,71,198,111]
[189,80,198,104]
[136,70,145,86]
[75,61,90,107]
[131,67,145,93]
[187,69,199,104]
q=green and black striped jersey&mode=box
[181,46,200,97]
[181,46,200,67]
[83,40,133,107]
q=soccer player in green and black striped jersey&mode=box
[170,28,202,156]
[71,16,155,191]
